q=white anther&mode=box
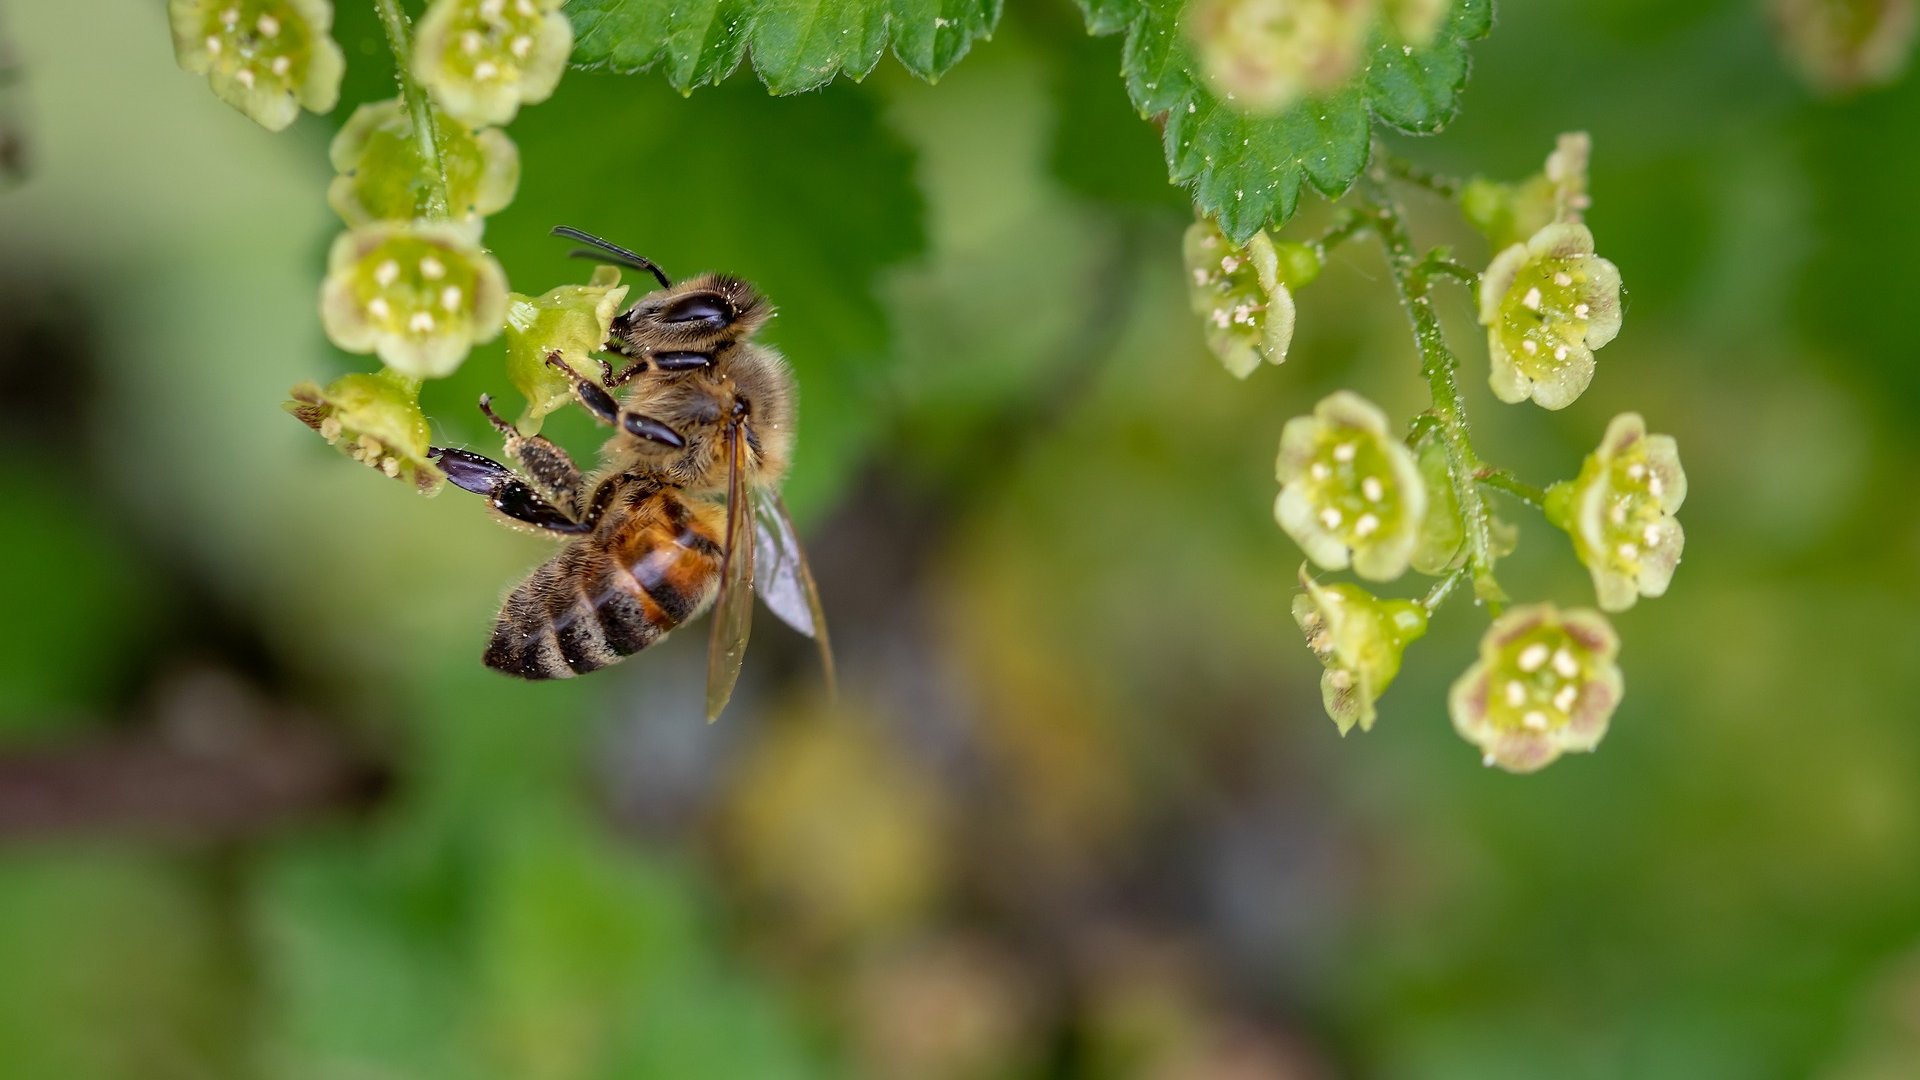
[271,55,291,76]
[367,297,391,319]
[1521,338,1539,355]
[256,13,280,36]
[1617,542,1639,561]
[1553,271,1573,287]
[1332,442,1356,463]
[1626,463,1647,480]
[516,0,537,13]
[479,0,505,18]
[440,285,463,311]
[1319,507,1343,529]
[205,35,223,54]
[1523,710,1549,731]
[1553,344,1569,361]
[1518,643,1550,672]
[1609,501,1628,525]
[1220,255,1241,274]
[318,417,342,440]
[410,311,437,333]
[381,457,401,478]
[1309,462,1332,482]
[1648,475,1665,498]
[1574,303,1590,318]
[221,6,239,26]
[1642,524,1661,546]
[474,60,500,80]
[1355,513,1379,537]
[462,30,484,54]
[235,67,255,88]
[1329,668,1354,690]
[1192,268,1211,285]
[374,260,399,286]
[1521,286,1543,312]
[419,256,445,280]
[1553,685,1578,712]
[1505,680,1526,707]
[1361,476,1384,502]
[1552,648,1578,678]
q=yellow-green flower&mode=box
[319,222,508,379]
[168,0,345,131]
[1183,217,1309,379]
[413,0,573,126]
[327,98,520,225]
[285,370,443,493]
[1546,413,1688,612]
[1449,605,1623,773]
[504,266,630,429]
[1385,0,1451,45]
[1292,571,1428,735]
[1478,222,1623,410]
[1185,0,1375,113]
[1275,391,1426,580]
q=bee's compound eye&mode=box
[659,293,733,328]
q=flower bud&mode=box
[285,369,443,493]
[1293,571,1428,734]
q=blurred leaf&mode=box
[568,0,1004,95]
[1077,0,1493,241]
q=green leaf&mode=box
[567,0,1003,95]
[1082,0,1493,241]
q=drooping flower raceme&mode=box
[1275,391,1426,580]
[168,0,345,131]
[319,222,508,379]
[1546,412,1687,612]
[1183,217,1312,379]
[412,0,573,126]
[1449,604,1623,773]
[1185,0,1376,113]
[504,266,630,429]
[1478,222,1623,410]
[1293,572,1428,734]
[327,98,520,225]
[285,369,443,493]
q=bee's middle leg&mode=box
[476,393,587,513]
[543,351,687,449]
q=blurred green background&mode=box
[3,0,1919,1077]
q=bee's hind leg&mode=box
[476,393,588,514]
[430,446,591,535]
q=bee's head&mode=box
[621,274,773,352]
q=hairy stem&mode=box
[1360,174,1502,608]
[374,0,450,220]
[1476,467,1548,510]
[1308,210,1371,264]
[1382,151,1465,200]
[1421,566,1470,614]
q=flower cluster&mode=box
[1546,413,1688,611]
[1478,222,1623,410]
[1185,0,1377,113]
[168,0,345,131]
[1449,605,1623,773]
[413,0,574,126]
[1275,392,1426,580]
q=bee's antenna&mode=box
[550,225,672,289]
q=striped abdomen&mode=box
[484,488,726,680]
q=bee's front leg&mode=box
[542,352,688,449]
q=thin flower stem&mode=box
[374,0,450,220]
[1359,173,1503,610]
[1421,566,1470,614]
[1382,152,1465,200]
[1476,467,1548,510]
[1420,255,1480,286]
[1308,211,1372,263]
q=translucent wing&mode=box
[753,493,837,698]
[705,423,756,722]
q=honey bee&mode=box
[431,226,832,720]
